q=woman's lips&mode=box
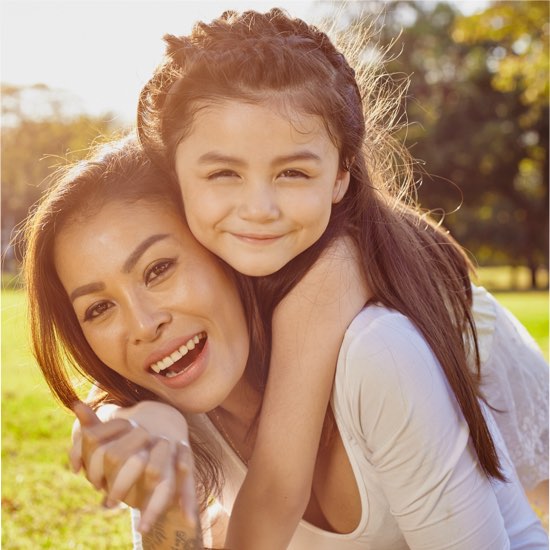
[149,338,209,389]
[149,332,207,375]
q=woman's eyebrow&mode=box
[122,233,170,273]
[69,233,171,303]
[70,282,106,303]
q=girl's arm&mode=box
[225,236,370,549]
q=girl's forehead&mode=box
[186,96,338,146]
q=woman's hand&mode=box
[71,401,197,533]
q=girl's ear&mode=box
[332,169,351,204]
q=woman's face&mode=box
[54,199,250,413]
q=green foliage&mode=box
[2,286,548,546]
[1,84,125,271]
[453,1,549,109]
[340,1,548,286]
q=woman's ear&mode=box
[332,169,351,204]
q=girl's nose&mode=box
[237,181,280,222]
[128,297,171,344]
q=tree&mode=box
[1,84,124,270]
[452,0,549,286]
[336,1,548,287]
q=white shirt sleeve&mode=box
[345,310,511,550]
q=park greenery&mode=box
[1,1,549,547]
[337,0,548,287]
[2,1,548,287]
[2,284,547,548]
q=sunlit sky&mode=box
[1,1,487,124]
[1,1,321,123]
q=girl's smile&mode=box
[53,199,250,413]
[174,100,350,276]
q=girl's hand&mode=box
[71,401,197,533]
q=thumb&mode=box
[70,401,100,473]
[72,401,101,427]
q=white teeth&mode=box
[149,332,206,375]
[170,350,183,362]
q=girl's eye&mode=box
[145,259,175,285]
[84,301,113,321]
[208,170,240,180]
[279,169,308,179]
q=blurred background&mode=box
[2,1,548,548]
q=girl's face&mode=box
[174,100,350,277]
[54,200,250,414]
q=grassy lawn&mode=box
[492,291,549,359]
[2,286,548,547]
[2,290,132,549]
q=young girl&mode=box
[24,136,548,549]
[132,8,548,547]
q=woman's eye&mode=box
[279,169,308,179]
[145,259,175,285]
[84,301,113,321]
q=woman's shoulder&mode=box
[343,304,430,358]
[332,303,466,454]
[336,304,442,393]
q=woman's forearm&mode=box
[141,505,203,550]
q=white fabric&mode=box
[471,285,549,490]
[203,305,548,549]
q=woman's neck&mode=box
[217,375,261,430]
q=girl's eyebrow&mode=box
[197,151,322,165]
[198,152,244,165]
[69,233,170,302]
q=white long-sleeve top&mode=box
[205,305,548,549]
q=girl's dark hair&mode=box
[21,134,265,510]
[137,8,503,480]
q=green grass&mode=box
[492,291,549,360]
[2,290,132,549]
[2,287,548,547]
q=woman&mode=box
[23,136,548,548]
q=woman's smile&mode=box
[147,333,209,389]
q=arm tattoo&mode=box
[142,522,168,548]
[173,529,203,550]
[142,515,203,550]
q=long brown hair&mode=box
[137,8,502,480]
[21,135,265,509]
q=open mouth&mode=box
[149,332,207,378]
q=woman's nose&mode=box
[127,297,171,344]
[237,181,280,222]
